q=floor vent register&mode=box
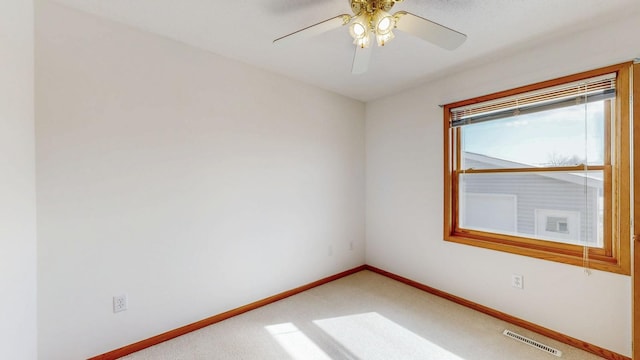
[503,329,562,357]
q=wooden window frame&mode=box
[443,63,631,275]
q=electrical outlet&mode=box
[511,274,524,289]
[113,294,128,313]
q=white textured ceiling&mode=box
[49,0,639,101]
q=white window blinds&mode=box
[450,73,616,127]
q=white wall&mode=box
[366,9,640,357]
[0,0,38,359]
[35,2,365,359]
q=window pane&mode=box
[460,101,606,169]
[459,171,603,247]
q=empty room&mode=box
[3,0,640,359]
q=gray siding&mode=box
[461,158,600,245]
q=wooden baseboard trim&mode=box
[89,264,629,360]
[364,265,630,360]
[88,265,367,360]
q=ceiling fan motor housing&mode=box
[350,0,402,15]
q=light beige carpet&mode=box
[121,270,604,359]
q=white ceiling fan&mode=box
[273,0,467,74]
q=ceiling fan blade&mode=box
[352,45,372,75]
[394,11,466,50]
[273,14,352,45]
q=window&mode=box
[535,209,581,244]
[443,63,630,274]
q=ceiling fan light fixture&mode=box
[349,14,371,48]
[373,9,395,34]
[355,33,371,48]
[376,30,394,46]
[352,22,366,36]
[372,9,396,46]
